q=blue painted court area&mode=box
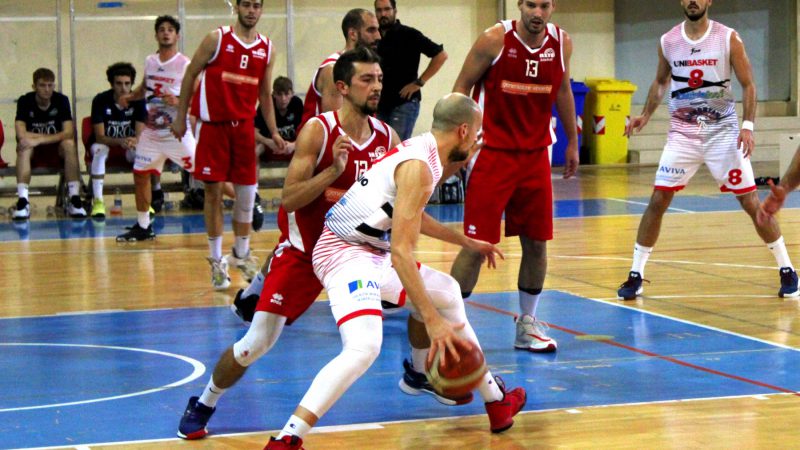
[1,191,796,242]
[2,291,799,449]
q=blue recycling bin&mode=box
[551,80,588,166]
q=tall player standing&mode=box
[450,0,579,353]
[172,0,285,289]
[116,15,196,242]
[616,0,799,300]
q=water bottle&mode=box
[110,188,123,215]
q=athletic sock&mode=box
[137,211,150,229]
[67,181,80,198]
[208,236,223,261]
[411,347,428,374]
[198,378,226,408]
[242,272,265,298]
[17,184,29,201]
[519,290,541,318]
[277,415,311,439]
[234,235,250,258]
[631,243,653,275]
[767,236,794,269]
[92,179,104,200]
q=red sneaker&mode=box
[264,435,304,450]
[484,376,527,433]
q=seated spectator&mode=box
[255,75,302,162]
[14,68,86,220]
[88,62,146,219]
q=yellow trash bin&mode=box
[583,78,637,164]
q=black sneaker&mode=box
[231,288,259,323]
[12,197,30,221]
[779,267,800,298]
[397,358,473,406]
[116,223,155,242]
[252,193,264,232]
[66,195,88,218]
[151,189,165,213]
[177,396,215,440]
[617,271,647,300]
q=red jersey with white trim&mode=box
[299,52,341,128]
[473,21,565,151]
[193,26,272,122]
[277,111,393,254]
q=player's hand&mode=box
[161,93,179,107]
[739,129,755,158]
[464,238,504,269]
[123,137,138,150]
[118,93,133,108]
[18,136,40,149]
[171,121,187,142]
[272,134,287,152]
[331,134,353,175]
[425,315,471,368]
[563,144,579,179]
[399,82,421,100]
[625,115,649,137]
[757,179,787,226]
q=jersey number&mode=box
[240,55,249,69]
[727,169,742,186]
[526,59,539,78]
[688,69,704,88]
[153,82,164,97]
[354,160,369,180]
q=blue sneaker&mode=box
[398,359,473,406]
[617,271,646,300]
[177,396,215,440]
[779,267,800,298]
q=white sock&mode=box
[767,236,793,269]
[277,415,311,439]
[477,371,504,403]
[242,272,265,298]
[67,181,80,198]
[92,179,104,200]
[17,184,29,200]
[519,290,541,318]
[208,236,223,261]
[234,236,250,258]
[411,347,428,373]
[198,378,226,408]
[152,182,162,191]
[137,211,150,229]
[631,243,653,275]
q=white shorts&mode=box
[133,128,196,174]
[654,120,756,195]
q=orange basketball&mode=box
[425,342,488,399]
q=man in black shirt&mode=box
[255,76,303,161]
[14,68,86,220]
[374,0,448,140]
[89,62,146,218]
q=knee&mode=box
[232,327,277,367]
[345,339,382,367]
[91,143,109,157]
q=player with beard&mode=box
[617,0,799,300]
[265,93,526,450]
[172,0,285,289]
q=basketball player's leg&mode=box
[228,120,260,278]
[618,142,701,299]
[116,131,164,241]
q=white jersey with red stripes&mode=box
[143,52,191,134]
[299,52,341,128]
[313,132,443,280]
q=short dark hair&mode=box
[155,15,180,34]
[236,0,263,4]
[106,62,137,85]
[273,76,293,94]
[374,0,397,8]
[32,68,55,84]
[333,46,381,86]
[341,8,369,39]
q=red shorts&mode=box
[30,143,63,168]
[464,147,553,244]
[255,241,323,325]
[194,120,257,184]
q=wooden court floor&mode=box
[5,163,800,449]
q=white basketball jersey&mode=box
[322,132,443,251]
[143,52,191,133]
[662,20,736,124]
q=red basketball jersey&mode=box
[194,26,272,122]
[473,21,565,151]
[299,53,341,129]
[277,111,392,254]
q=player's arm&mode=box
[281,119,349,212]
[627,44,671,137]
[172,30,218,140]
[452,24,503,95]
[730,31,756,157]
[120,81,146,108]
[317,65,342,113]
[259,49,286,151]
[759,148,800,223]
[420,213,503,268]
[391,160,471,364]
[399,49,448,100]
[555,31,579,179]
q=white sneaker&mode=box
[66,196,87,218]
[207,257,231,290]
[226,248,260,282]
[514,314,557,353]
[12,198,30,220]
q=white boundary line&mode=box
[0,343,205,413]
[605,197,695,213]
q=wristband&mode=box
[741,120,754,131]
